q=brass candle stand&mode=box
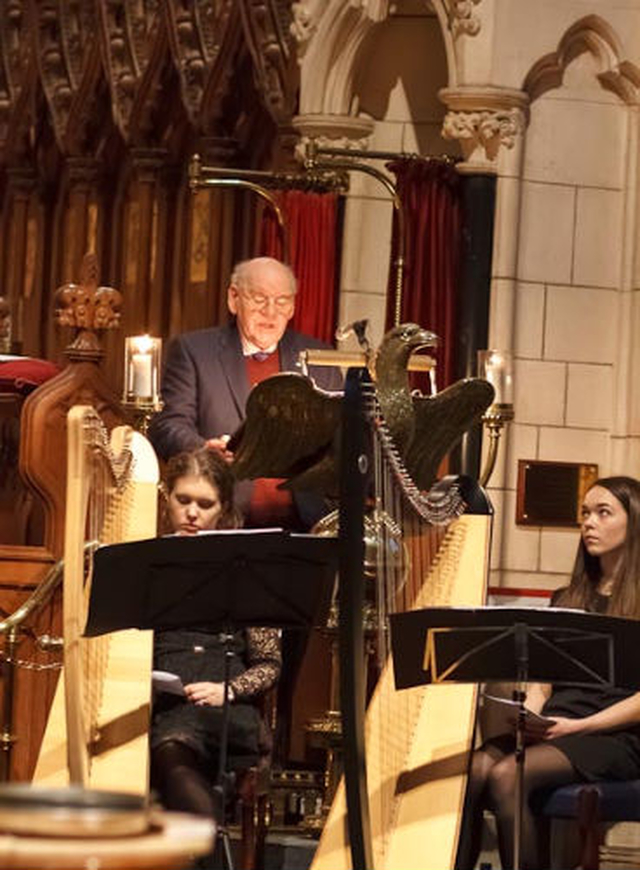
[479,402,514,488]
[477,350,514,488]
[122,334,163,434]
[121,397,163,436]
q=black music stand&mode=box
[389,606,640,870]
[87,530,338,870]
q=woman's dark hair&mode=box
[164,448,241,530]
[554,476,640,618]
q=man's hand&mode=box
[204,435,234,463]
[184,681,231,707]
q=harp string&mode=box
[77,412,134,778]
[363,387,467,866]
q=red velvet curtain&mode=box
[385,158,462,388]
[260,189,340,344]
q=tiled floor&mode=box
[191,831,318,870]
[262,833,318,869]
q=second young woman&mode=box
[150,448,281,821]
[457,475,640,870]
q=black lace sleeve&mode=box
[230,627,281,701]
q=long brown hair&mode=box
[163,448,241,531]
[554,476,640,618]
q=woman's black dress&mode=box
[542,594,640,781]
[151,626,280,771]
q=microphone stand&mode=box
[512,622,529,870]
[212,625,236,870]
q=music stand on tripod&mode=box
[87,529,338,870]
[390,605,640,870]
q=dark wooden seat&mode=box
[214,687,276,870]
[234,759,272,870]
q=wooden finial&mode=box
[55,252,122,361]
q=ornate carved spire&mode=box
[166,0,238,126]
[55,252,122,362]
[239,0,297,122]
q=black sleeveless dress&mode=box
[542,595,640,781]
[151,626,280,771]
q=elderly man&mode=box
[149,256,342,530]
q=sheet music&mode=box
[152,670,185,696]
[482,693,555,725]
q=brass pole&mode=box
[479,404,514,488]
[189,154,289,262]
[304,141,406,327]
[0,627,19,780]
[0,558,65,780]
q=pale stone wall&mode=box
[292,0,640,597]
[335,5,455,350]
[482,6,640,593]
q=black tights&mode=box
[456,736,577,870]
[151,739,218,820]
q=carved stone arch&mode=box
[425,0,459,89]
[523,14,640,105]
[293,0,390,116]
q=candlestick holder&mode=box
[121,396,163,436]
[477,350,514,488]
[123,334,162,434]
[479,402,515,487]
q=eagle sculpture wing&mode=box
[230,373,342,492]
[404,378,495,492]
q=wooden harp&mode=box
[34,406,159,795]
[311,370,492,870]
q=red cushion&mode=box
[0,358,60,395]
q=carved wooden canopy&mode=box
[0,1,297,165]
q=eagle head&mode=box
[375,323,438,387]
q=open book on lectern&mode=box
[85,529,338,637]
[389,605,640,692]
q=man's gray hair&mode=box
[230,257,297,295]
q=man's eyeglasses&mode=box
[239,288,295,312]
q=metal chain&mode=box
[0,652,63,671]
[363,382,465,524]
[84,411,133,491]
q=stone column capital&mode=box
[291,113,375,162]
[439,86,529,172]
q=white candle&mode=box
[485,356,501,400]
[478,349,513,406]
[132,352,152,397]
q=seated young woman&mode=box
[150,448,281,821]
[457,475,640,870]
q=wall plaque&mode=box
[516,460,599,527]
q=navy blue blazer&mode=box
[148,321,342,527]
